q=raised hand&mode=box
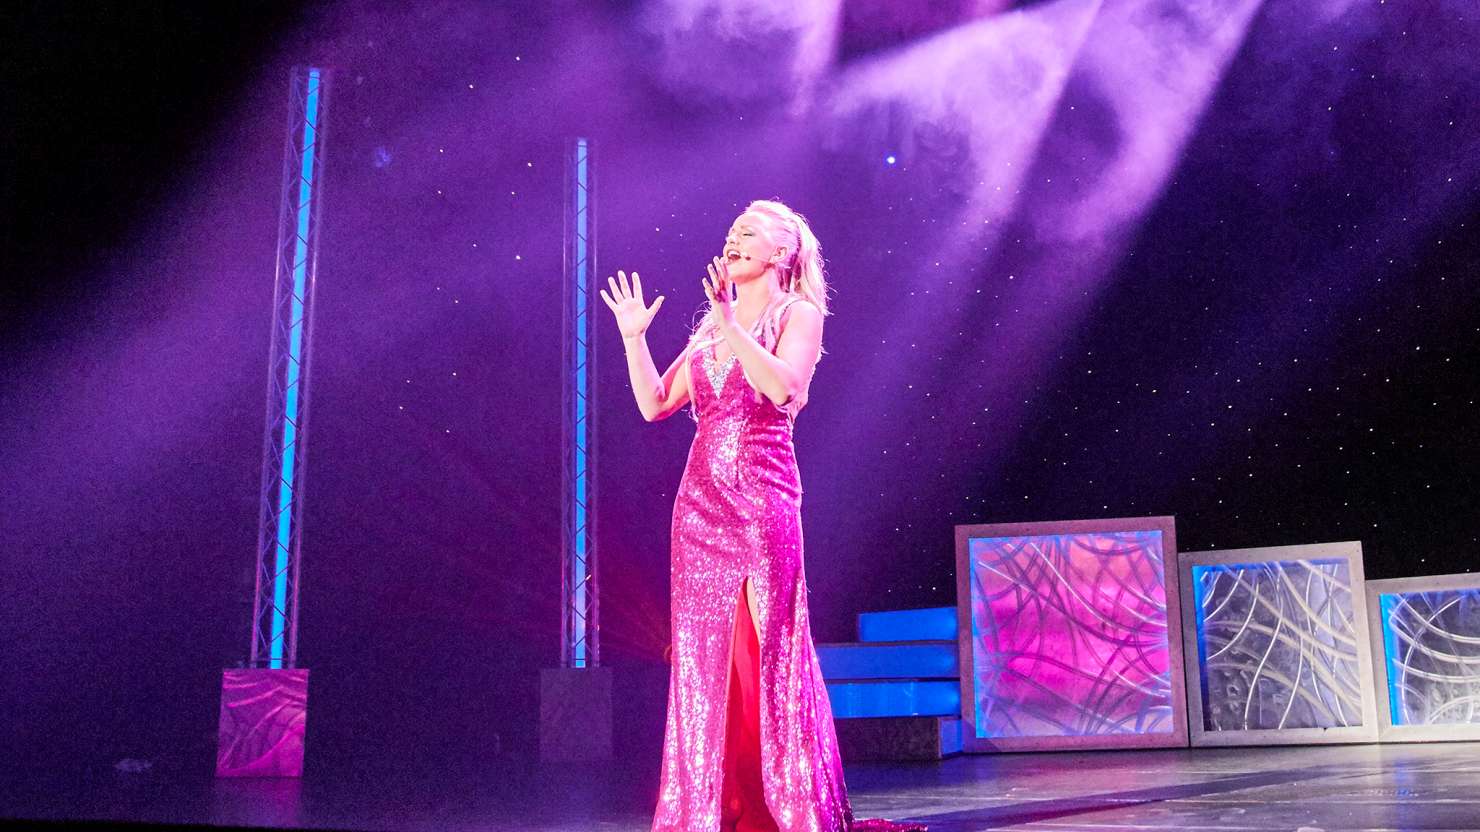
[702,256,736,326]
[600,270,665,339]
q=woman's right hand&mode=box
[600,270,665,339]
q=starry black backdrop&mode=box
[2,0,1476,776]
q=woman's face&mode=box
[721,211,786,284]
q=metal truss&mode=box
[561,137,599,668]
[250,67,331,669]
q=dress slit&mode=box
[720,576,779,832]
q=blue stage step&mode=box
[824,679,960,719]
[824,607,963,759]
[856,606,957,643]
[815,640,958,680]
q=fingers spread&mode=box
[711,257,729,294]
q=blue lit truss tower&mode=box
[249,67,331,670]
[561,137,599,669]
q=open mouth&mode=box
[725,249,742,262]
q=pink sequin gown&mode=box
[652,295,924,832]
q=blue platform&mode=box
[856,606,957,643]
[816,641,958,680]
[824,680,961,718]
[821,606,964,754]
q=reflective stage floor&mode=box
[6,741,1480,831]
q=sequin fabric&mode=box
[653,295,926,832]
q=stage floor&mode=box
[7,741,1480,831]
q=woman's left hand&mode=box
[703,256,737,327]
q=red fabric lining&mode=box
[720,580,779,832]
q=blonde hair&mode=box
[744,198,830,317]
[687,198,831,351]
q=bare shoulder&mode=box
[779,298,824,331]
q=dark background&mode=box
[3,0,1476,779]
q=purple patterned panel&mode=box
[216,669,309,777]
[969,531,1172,738]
